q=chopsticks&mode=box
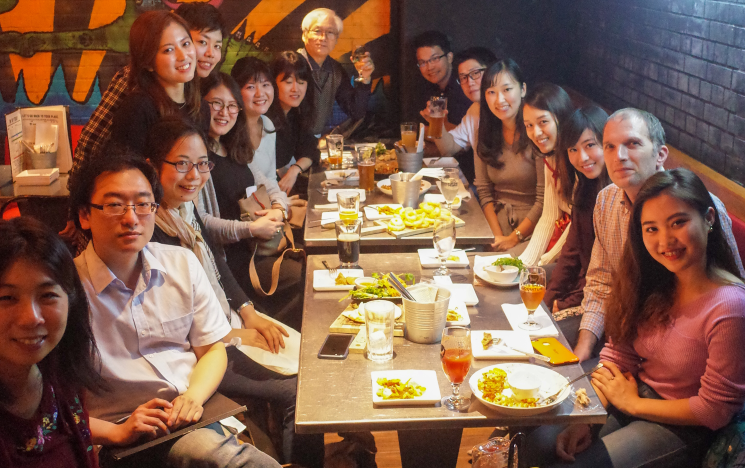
[387,272,416,301]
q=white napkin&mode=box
[416,123,425,153]
[236,313,301,375]
[501,303,559,338]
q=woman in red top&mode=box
[0,217,104,468]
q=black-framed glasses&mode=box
[457,68,487,84]
[89,202,159,216]
[163,160,215,173]
[417,53,446,68]
[309,28,338,39]
[206,100,241,114]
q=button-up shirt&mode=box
[579,184,745,339]
[75,242,232,422]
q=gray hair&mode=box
[606,108,666,153]
[301,8,343,35]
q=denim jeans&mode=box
[524,382,715,468]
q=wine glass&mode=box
[440,326,472,410]
[351,45,368,82]
[433,218,456,276]
[440,168,460,213]
[518,266,546,331]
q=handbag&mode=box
[238,186,305,297]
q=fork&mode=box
[491,337,551,362]
[540,362,604,405]
[322,260,337,276]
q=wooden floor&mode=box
[324,427,496,467]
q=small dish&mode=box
[313,269,365,291]
[508,371,542,400]
[354,277,377,288]
[484,265,519,283]
[371,370,441,406]
[474,265,519,287]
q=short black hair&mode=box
[453,47,498,71]
[175,2,227,38]
[68,146,163,232]
[413,30,451,55]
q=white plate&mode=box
[474,264,519,287]
[313,269,365,291]
[423,193,462,209]
[446,297,470,326]
[325,169,359,181]
[377,179,432,197]
[354,302,403,321]
[423,157,459,168]
[471,330,533,360]
[364,204,404,221]
[435,282,479,306]
[371,370,442,406]
[469,363,571,415]
[327,189,366,203]
[417,248,469,268]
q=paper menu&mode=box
[4,106,73,180]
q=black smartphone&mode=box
[318,333,354,359]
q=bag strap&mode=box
[248,223,305,297]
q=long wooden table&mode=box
[297,253,606,467]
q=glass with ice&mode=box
[365,300,395,362]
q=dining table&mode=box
[296,253,607,468]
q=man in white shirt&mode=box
[69,152,279,467]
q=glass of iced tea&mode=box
[335,219,362,268]
[428,97,447,139]
[518,266,546,331]
[326,134,344,169]
[440,326,472,410]
[357,147,376,192]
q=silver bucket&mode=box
[390,172,421,208]
[402,284,450,344]
[396,150,423,173]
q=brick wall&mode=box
[567,0,745,186]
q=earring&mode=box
[709,224,714,232]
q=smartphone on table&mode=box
[318,333,355,360]
[531,337,579,365]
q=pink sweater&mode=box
[600,284,745,430]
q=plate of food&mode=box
[423,193,462,209]
[313,270,365,291]
[446,297,470,326]
[341,302,402,322]
[371,370,442,406]
[325,169,359,181]
[364,204,404,221]
[374,143,399,175]
[340,272,416,301]
[474,257,524,287]
[471,330,533,360]
[377,179,432,196]
[417,248,469,268]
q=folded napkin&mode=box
[501,303,559,338]
[234,313,300,375]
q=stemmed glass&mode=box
[440,326,472,410]
[433,218,456,276]
[351,45,368,82]
[440,168,460,213]
[518,266,546,331]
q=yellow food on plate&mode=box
[478,368,539,408]
[481,332,493,350]
[575,388,590,407]
[375,377,426,400]
[342,307,365,323]
[446,255,460,261]
[376,205,401,215]
[446,309,462,321]
[387,215,406,232]
[335,273,357,285]
[381,184,392,191]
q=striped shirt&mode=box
[579,183,745,339]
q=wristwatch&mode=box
[513,229,524,242]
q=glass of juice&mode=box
[518,266,546,331]
[400,122,418,151]
[358,147,376,192]
[335,219,362,268]
[336,191,360,225]
[440,326,472,410]
[428,97,448,139]
[326,134,344,169]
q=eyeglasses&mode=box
[207,100,241,114]
[89,202,159,216]
[417,53,447,68]
[308,28,338,39]
[163,160,215,173]
[457,68,487,84]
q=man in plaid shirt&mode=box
[573,108,745,361]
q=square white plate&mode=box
[313,269,365,291]
[471,330,533,360]
[502,303,560,338]
[423,193,462,209]
[445,283,479,306]
[371,370,442,406]
[417,248,469,268]
[446,297,470,326]
[364,204,404,221]
[325,169,359,181]
[327,189,366,203]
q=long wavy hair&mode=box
[606,168,742,345]
[128,10,201,120]
[201,72,252,164]
[476,58,529,169]
[266,50,316,133]
[556,105,611,209]
[0,217,105,404]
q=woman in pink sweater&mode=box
[527,168,745,468]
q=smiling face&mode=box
[567,128,605,180]
[276,72,308,113]
[158,134,210,208]
[153,22,197,90]
[458,59,486,102]
[484,70,525,125]
[205,84,239,140]
[240,74,274,119]
[302,15,338,62]
[416,46,452,89]
[0,259,68,376]
[640,192,714,278]
[523,104,559,154]
[191,28,222,78]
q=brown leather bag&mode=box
[238,186,305,297]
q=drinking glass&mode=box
[351,45,368,82]
[440,168,460,213]
[357,147,376,192]
[518,266,546,331]
[326,134,344,169]
[428,97,447,139]
[440,326,472,410]
[400,122,418,151]
[433,218,456,276]
[335,219,362,268]
[336,191,360,225]
[365,300,394,362]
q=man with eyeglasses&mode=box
[298,8,375,135]
[68,151,280,468]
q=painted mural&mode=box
[0,0,392,128]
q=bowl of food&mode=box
[483,265,519,283]
[507,371,542,400]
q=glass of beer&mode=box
[400,122,418,151]
[519,266,546,331]
[357,147,376,192]
[335,219,362,268]
[326,134,344,169]
[428,96,447,139]
[440,326,472,410]
[336,191,360,224]
[440,168,460,212]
